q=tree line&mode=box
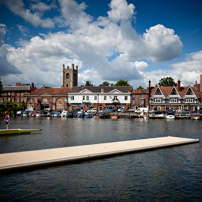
[84,77,176,88]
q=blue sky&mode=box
[0,0,202,88]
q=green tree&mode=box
[158,77,177,86]
[114,80,130,86]
[85,81,93,86]
[99,81,110,86]
[137,86,144,89]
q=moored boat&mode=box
[166,110,175,119]
[190,111,201,120]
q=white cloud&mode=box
[30,1,56,12]
[1,0,187,88]
[3,0,55,28]
[144,50,202,87]
[107,0,136,23]
[17,24,29,36]
[0,24,7,46]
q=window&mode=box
[66,73,69,79]
[83,96,85,100]
[12,92,14,96]
[94,96,97,100]
[71,96,74,100]
[58,98,62,103]
[8,92,10,96]
[140,99,144,104]
[104,96,107,100]
[155,89,162,95]
[52,98,55,103]
[86,96,89,100]
[185,98,194,103]
[154,98,162,103]
[125,96,128,100]
[57,104,63,109]
[17,98,19,102]
[141,94,144,98]
[186,89,192,95]
[17,92,20,96]
[171,89,177,95]
[169,98,178,103]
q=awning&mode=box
[70,103,93,106]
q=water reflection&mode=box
[0,117,202,201]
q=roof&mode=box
[150,86,200,98]
[3,86,31,91]
[69,86,133,93]
[132,89,149,94]
[29,88,72,96]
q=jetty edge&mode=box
[0,136,199,172]
[0,129,42,135]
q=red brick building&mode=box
[0,83,35,107]
[131,89,149,109]
[24,87,72,111]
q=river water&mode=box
[0,117,202,201]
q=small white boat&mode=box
[166,110,175,119]
[61,109,68,117]
[191,111,201,120]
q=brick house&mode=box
[24,87,72,111]
[131,89,149,109]
[149,79,201,111]
[0,83,35,107]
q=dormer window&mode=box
[101,88,104,93]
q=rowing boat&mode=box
[0,129,42,135]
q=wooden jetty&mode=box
[0,136,199,172]
[0,129,42,136]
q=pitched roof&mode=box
[150,86,200,98]
[132,89,149,94]
[3,86,31,91]
[30,88,72,95]
[69,86,133,93]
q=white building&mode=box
[68,86,133,111]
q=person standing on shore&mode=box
[4,112,10,130]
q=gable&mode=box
[108,89,123,94]
[167,87,180,97]
[79,89,93,94]
[183,86,197,98]
[153,87,163,96]
[39,91,52,96]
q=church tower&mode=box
[62,64,78,88]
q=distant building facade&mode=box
[131,89,149,109]
[0,83,35,107]
[68,86,133,111]
[149,79,201,111]
[24,87,72,111]
[62,64,78,88]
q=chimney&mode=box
[62,64,65,70]
[72,64,74,69]
[200,75,202,92]
[16,83,21,86]
[178,79,181,92]
[76,65,78,70]
[148,80,151,89]
[195,80,198,90]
